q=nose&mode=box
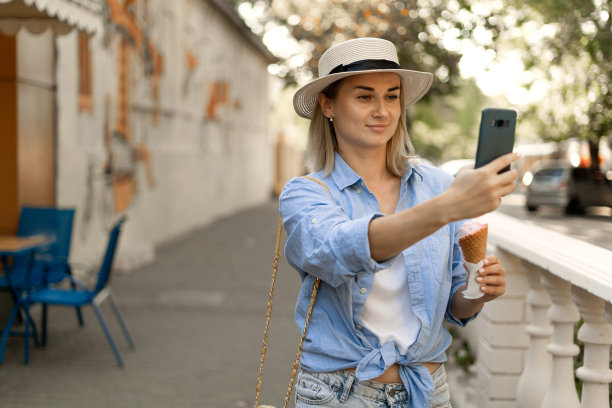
[372,98,388,118]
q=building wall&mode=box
[54,0,274,266]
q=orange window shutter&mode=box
[78,31,93,113]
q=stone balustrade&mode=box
[461,211,612,408]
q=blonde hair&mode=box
[304,77,417,177]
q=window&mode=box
[78,31,93,113]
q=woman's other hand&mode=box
[452,255,507,319]
[472,255,506,302]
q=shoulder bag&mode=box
[254,176,331,408]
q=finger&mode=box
[480,284,505,297]
[484,255,499,265]
[496,169,518,187]
[497,181,517,197]
[482,152,521,175]
[498,170,518,186]
[479,260,499,273]
[479,276,506,290]
[480,264,506,277]
[491,169,517,191]
[477,274,505,286]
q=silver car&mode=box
[525,160,612,214]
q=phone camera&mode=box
[493,119,509,128]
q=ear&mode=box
[318,92,333,119]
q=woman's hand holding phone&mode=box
[441,107,520,220]
[446,152,520,220]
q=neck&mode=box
[337,145,392,185]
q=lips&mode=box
[366,124,389,132]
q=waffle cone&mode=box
[459,224,488,263]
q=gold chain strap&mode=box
[254,216,283,408]
[255,177,330,408]
[282,277,319,408]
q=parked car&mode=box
[524,160,612,214]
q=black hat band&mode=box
[328,59,401,75]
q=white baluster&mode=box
[541,270,581,408]
[517,261,552,408]
[571,287,612,408]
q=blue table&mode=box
[0,235,54,364]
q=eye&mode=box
[357,95,371,101]
[387,94,399,101]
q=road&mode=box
[497,193,612,251]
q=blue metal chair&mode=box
[0,207,82,356]
[22,216,135,366]
[0,207,77,289]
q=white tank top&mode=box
[360,255,420,354]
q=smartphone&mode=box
[475,108,517,173]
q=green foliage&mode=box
[447,326,476,373]
[574,319,585,398]
[234,0,512,162]
[236,0,506,98]
[505,0,611,144]
[411,78,489,162]
[453,340,475,373]
[572,318,612,404]
[235,0,610,163]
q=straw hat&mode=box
[293,37,434,119]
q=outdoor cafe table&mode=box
[0,235,54,363]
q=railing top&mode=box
[480,211,612,303]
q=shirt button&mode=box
[356,188,362,194]
[311,218,317,224]
[356,324,363,330]
[361,182,365,188]
[360,288,367,294]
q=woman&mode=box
[279,37,519,408]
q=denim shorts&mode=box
[295,365,452,408]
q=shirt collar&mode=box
[332,151,424,190]
[331,152,364,191]
[403,162,424,184]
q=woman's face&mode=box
[320,72,402,154]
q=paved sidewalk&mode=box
[0,201,474,408]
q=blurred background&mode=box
[1,0,610,266]
[0,0,610,407]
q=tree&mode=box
[233,0,510,161]
[505,0,611,169]
[238,0,508,95]
[411,78,488,162]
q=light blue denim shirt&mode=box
[279,152,473,408]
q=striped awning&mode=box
[0,0,102,36]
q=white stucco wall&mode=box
[54,0,274,267]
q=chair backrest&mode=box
[93,216,126,294]
[17,207,76,259]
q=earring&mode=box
[329,117,333,122]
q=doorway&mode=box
[0,31,56,234]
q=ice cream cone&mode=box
[459,224,488,263]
